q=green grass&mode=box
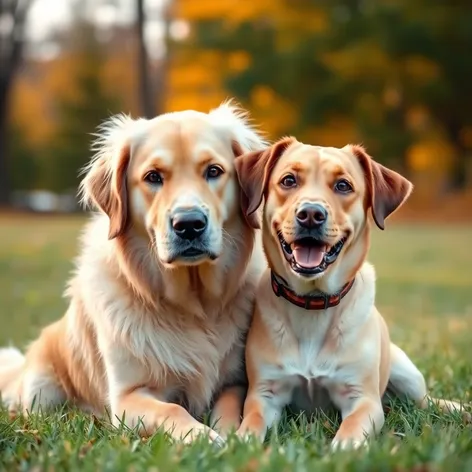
[0,215,471,471]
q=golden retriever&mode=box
[0,102,267,444]
[233,138,469,448]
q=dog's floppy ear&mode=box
[79,115,133,240]
[234,137,295,229]
[351,145,413,230]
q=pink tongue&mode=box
[292,243,325,268]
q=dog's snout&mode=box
[296,203,327,229]
[171,208,208,240]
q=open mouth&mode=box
[278,232,347,276]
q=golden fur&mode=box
[234,138,470,448]
[0,102,268,444]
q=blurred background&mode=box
[0,0,471,369]
[1,0,472,216]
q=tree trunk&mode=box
[137,0,155,118]
[154,2,172,116]
[0,78,11,206]
[0,0,32,206]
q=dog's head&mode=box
[79,101,266,267]
[235,138,412,283]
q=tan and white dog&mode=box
[233,138,469,448]
[0,102,268,444]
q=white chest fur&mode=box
[257,263,377,413]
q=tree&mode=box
[49,20,121,193]
[8,122,39,191]
[136,0,155,118]
[403,0,472,189]
[176,0,472,189]
[0,0,34,205]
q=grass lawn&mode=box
[0,214,471,471]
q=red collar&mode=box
[270,271,355,310]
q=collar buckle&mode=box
[303,293,329,310]
[322,293,330,310]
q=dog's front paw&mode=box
[171,421,226,447]
[235,424,265,443]
[331,437,368,452]
[235,426,254,442]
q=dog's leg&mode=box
[210,385,246,437]
[388,342,427,401]
[20,368,67,415]
[236,382,287,441]
[0,347,25,413]
[331,395,384,450]
[114,388,224,444]
[10,336,68,416]
[104,348,224,444]
[389,343,470,421]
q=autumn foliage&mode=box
[7,0,472,212]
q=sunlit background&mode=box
[1,0,472,215]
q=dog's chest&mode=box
[145,303,248,415]
[284,333,336,384]
[263,314,343,404]
[280,313,337,378]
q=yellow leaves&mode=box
[408,145,434,172]
[249,88,297,138]
[406,106,430,131]
[251,85,275,108]
[226,1,275,24]
[303,118,358,148]
[169,52,223,89]
[10,69,55,147]
[324,48,440,91]
[12,48,137,155]
[407,136,456,204]
[44,55,83,103]
[178,0,328,34]
[322,42,396,80]
[167,90,227,114]
[275,7,328,51]
[176,0,235,20]
[228,51,251,73]
[167,50,226,113]
[101,52,139,114]
[403,55,441,83]
[177,0,277,23]
[407,138,455,173]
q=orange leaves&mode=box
[407,138,455,173]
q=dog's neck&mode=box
[270,270,355,310]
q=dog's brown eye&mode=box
[144,171,163,185]
[280,174,297,189]
[334,179,353,193]
[205,165,224,180]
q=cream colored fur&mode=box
[234,139,470,448]
[0,101,267,444]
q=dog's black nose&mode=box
[296,203,327,229]
[171,208,208,240]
